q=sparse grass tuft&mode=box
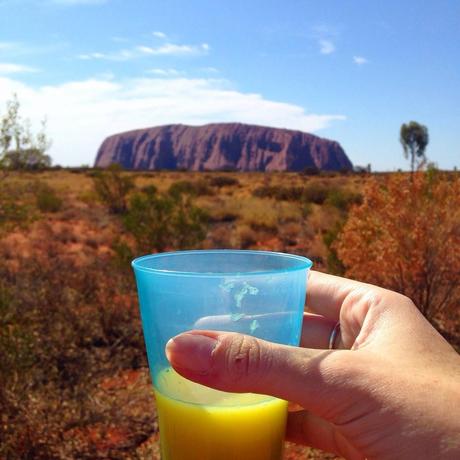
[35,182,63,213]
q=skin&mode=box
[165,271,460,460]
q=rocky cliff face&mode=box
[94,123,352,172]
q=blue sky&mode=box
[0,0,459,169]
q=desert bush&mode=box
[301,201,313,218]
[252,183,345,206]
[249,221,278,233]
[302,183,329,204]
[55,225,78,244]
[234,224,258,249]
[92,164,135,214]
[168,179,212,196]
[280,221,302,247]
[325,188,362,211]
[336,172,460,322]
[206,224,233,248]
[252,185,275,199]
[237,197,275,229]
[0,195,29,231]
[35,182,63,213]
[0,243,149,459]
[123,186,208,253]
[252,185,304,201]
[0,281,35,391]
[0,183,32,233]
[322,221,345,275]
[207,211,238,223]
[204,196,239,223]
[112,238,135,271]
[78,190,99,206]
[84,237,99,249]
[235,196,300,232]
[208,175,240,188]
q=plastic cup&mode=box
[132,249,312,460]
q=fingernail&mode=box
[165,333,217,374]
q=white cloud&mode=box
[78,52,106,60]
[0,76,345,166]
[147,68,183,77]
[137,43,209,56]
[0,63,38,74]
[319,39,335,55]
[78,42,209,61]
[312,24,339,56]
[353,56,368,65]
[201,67,219,73]
[153,31,167,39]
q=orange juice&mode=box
[154,368,287,460]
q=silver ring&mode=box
[328,322,341,350]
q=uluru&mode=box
[94,123,353,172]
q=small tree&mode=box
[0,95,51,171]
[335,172,460,323]
[92,164,135,214]
[400,121,429,175]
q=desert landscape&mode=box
[1,2,459,456]
[1,166,458,459]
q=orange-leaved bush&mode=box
[335,172,460,322]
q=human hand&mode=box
[166,271,460,460]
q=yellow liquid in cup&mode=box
[154,368,287,460]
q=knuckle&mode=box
[218,334,267,384]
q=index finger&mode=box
[306,270,360,320]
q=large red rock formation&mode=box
[94,123,352,171]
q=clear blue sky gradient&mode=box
[1,0,459,169]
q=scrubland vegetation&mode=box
[0,167,458,459]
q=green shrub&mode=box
[123,186,208,253]
[112,238,134,271]
[36,184,63,213]
[92,164,135,214]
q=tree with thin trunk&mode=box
[0,94,51,176]
[400,121,429,177]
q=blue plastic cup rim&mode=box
[131,249,313,278]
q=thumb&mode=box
[165,330,363,420]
